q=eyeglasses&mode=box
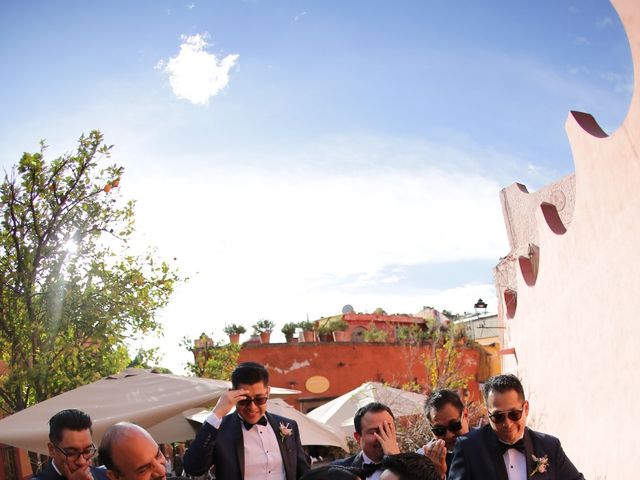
[236,395,268,407]
[53,443,97,462]
[488,406,525,424]
[430,419,463,437]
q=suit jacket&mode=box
[332,452,364,469]
[183,412,310,480]
[448,425,584,480]
[32,460,108,480]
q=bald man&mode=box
[98,423,167,480]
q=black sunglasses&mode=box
[430,419,463,437]
[488,407,524,424]
[53,443,97,461]
[237,395,268,407]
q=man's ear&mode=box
[47,442,55,458]
[353,432,361,443]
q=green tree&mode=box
[182,333,240,380]
[0,131,179,413]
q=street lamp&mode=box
[474,298,488,314]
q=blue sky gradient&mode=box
[0,1,633,371]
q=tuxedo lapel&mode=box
[232,415,245,479]
[483,426,509,480]
[351,452,364,468]
[524,428,535,476]
[268,413,294,480]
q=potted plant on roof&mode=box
[331,318,349,342]
[223,323,247,344]
[317,318,334,342]
[281,322,299,343]
[252,319,275,344]
[299,320,316,343]
[363,323,388,343]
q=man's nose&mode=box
[74,454,89,467]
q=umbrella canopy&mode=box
[306,382,426,436]
[0,368,299,454]
[184,398,348,451]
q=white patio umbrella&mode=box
[183,398,349,451]
[0,368,299,454]
[306,382,426,437]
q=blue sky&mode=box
[0,1,633,372]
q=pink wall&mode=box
[495,1,639,477]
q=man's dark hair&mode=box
[482,374,525,403]
[382,453,439,480]
[231,362,269,388]
[48,409,93,443]
[300,465,363,480]
[353,402,394,435]
[424,389,464,421]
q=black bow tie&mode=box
[498,438,525,455]
[241,415,268,430]
[362,462,383,477]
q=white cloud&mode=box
[187,3,195,10]
[294,11,307,22]
[161,33,239,105]
[596,16,613,29]
[574,36,590,46]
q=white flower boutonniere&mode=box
[279,422,293,442]
[530,454,549,477]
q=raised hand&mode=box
[423,438,447,479]
[374,420,400,455]
[57,461,94,480]
[212,389,250,418]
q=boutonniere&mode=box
[530,454,549,477]
[279,422,292,442]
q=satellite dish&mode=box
[342,304,355,314]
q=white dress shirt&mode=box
[206,412,286,480]
[500,438,527,480]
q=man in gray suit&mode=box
[183,362,309,480]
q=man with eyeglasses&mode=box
[448,374,584,479]
[33,409,107,480]
[418,389,469,479]
[183,361,310,480]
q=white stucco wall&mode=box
[495,1,639,478]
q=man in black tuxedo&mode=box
[32,409,108,480]
[448,374,584,480]
[332,402,400,480]
[419,389,470,479]
[183,361,309,480]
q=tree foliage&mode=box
[182,333,240,380]
[0,131,178,413]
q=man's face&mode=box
[106,428,166,480]
[486,388,529,444]
[354,410,395,462]
[47,428,94,475]
[428,403,469,450]
[236,381,270,425]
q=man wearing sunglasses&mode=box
[448,374,583,480]
[184,361,309,480]
[33,409,107,480]
[419,389,469,479]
